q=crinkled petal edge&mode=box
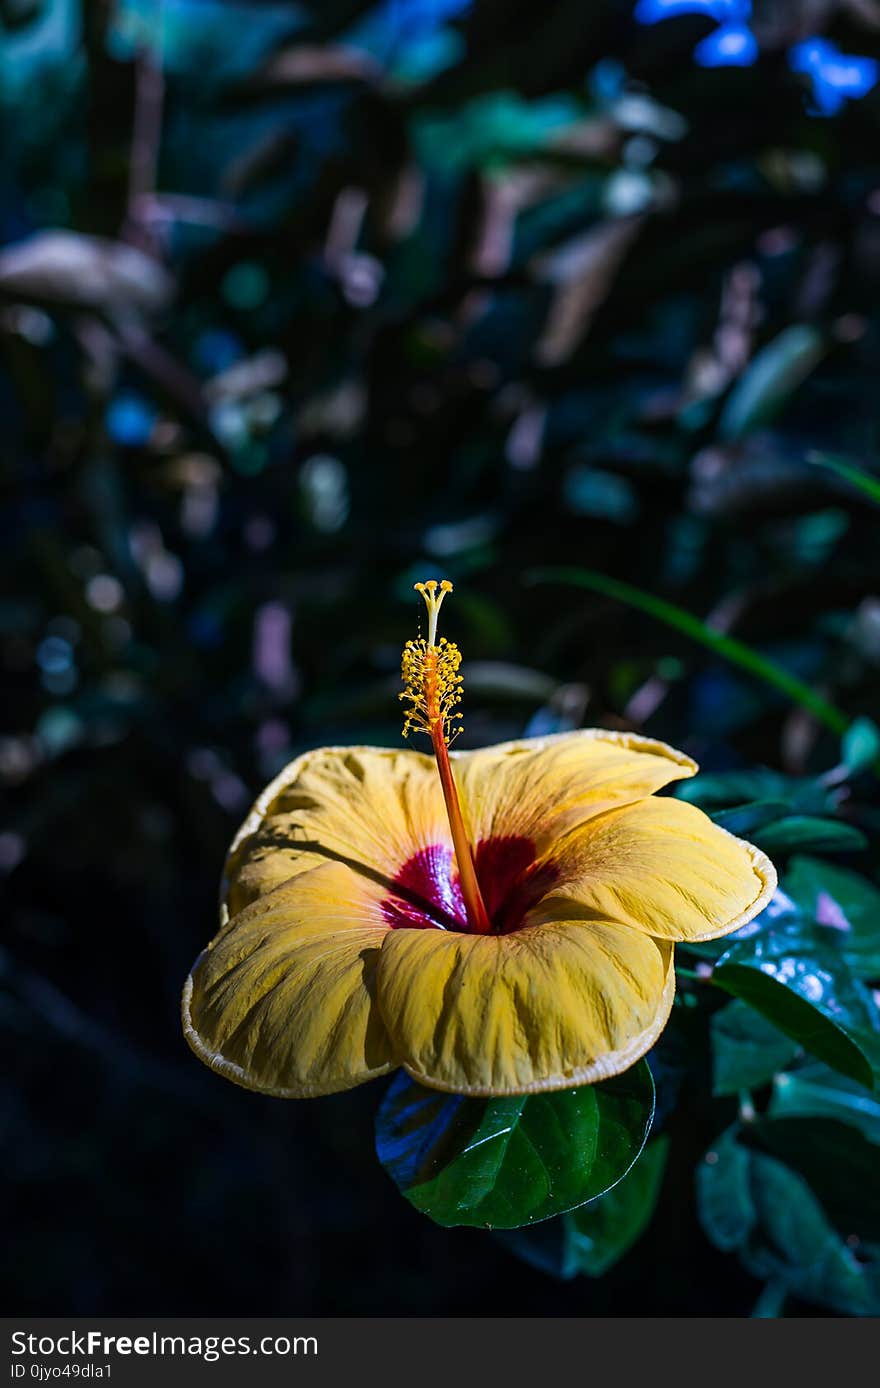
[180,965,396,1099]
[397,953,676,1097]
[682,825,777,943]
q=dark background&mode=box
[4,0,880,1315]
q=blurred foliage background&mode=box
[5,0,880,1316]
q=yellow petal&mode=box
[452,729,697,855]
[183,862,396,1097]
[223,745,448,916]
[223,732,697,921]
[375,916,674,1095]
[543,796,776,943]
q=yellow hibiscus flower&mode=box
[183,580,776,1099]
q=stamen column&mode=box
[400,581,492,934]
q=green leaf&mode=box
[697,1127,758,1253]
[749,816,867,855]
[807,451,880,508]
[562,1136,669,1277]
[718,325,824,441]
[698,1125,880,1315]
[712,917,880,1089]
[711,999,800,1097]
[770,1063,880,1143]
[375,1062,655,1230]
[785,855,880,979]
[745,1118,880,1241]
[498,1137,669,1279]
[676,768,831,814]
[711,800,790,837]
[842,716,880,776]
[462,661,557,703]
[414,91,580,174]
[527,568,850,735]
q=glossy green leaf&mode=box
[698,1125,880,1316]
[784,856,880,979]
[375,1062,655,1230]
[711,999,800,1097]
[770,1063,880,1143]
[749,815,867,855]
[562,1136,669,1277]
[498,1138,669,1279]
[712,918,880,1088]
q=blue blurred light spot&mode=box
[387,0,472,33]
[589,58,627,102]
[36,636,73,676]
[635,0,749,24]
[789,38,879,116]
[351,0,472,60]
[106,392,156,447]
[195,329,244,374]
[391,28,464,80]
[694,22,758,67]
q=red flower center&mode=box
[381,836,558,935]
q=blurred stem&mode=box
[125,2,165,252]
[528,567,850,737]
[751,1280,787,1319]
[738,1089,756,1122]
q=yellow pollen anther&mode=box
[400,579,462,746]
[400,638,463,745]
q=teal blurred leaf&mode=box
[842,716,880,776]
[414,91,579,173]
[784,856,880,980]
[461,661,557,703]
[746,1118,880,1242]
[719,325,824,441]
[698,1125,880,1315]
[676,769,834,816]
[0,0,43,31]
[749,816,867,855]
[770,1063,880,1144]
[710,800,790,837]
[375,1063,655,1230]
[711,999,800,1097]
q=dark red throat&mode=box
[380,836,558,934]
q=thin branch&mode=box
[124,2,166,253]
